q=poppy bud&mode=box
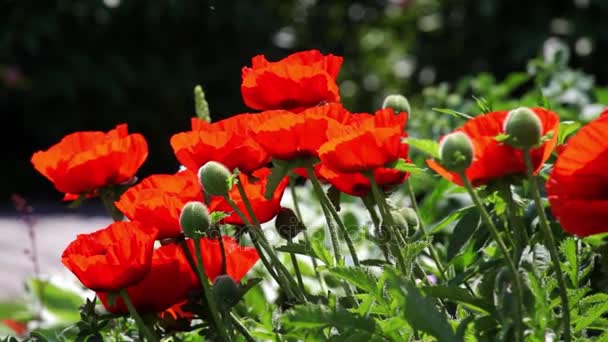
[399,207,419,231]
[179,201,210,238]
[382,94,411,114]
[390,209,409,236]
[275,207,306,240]
[504,107,542,149]
[212,275,241,308]
[438,132,474,172]
[198,161,232,197]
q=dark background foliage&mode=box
[1,0,606,203]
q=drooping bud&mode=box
[398,207,419,231]
[198,161,232,197]
[382,94,411,114]
[390,209,409,236]
[503,107,542,149]
[275,207,306,240]
[212,275,241,308]
[179,201,210,238]
[438,132,474,172]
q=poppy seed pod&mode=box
[198,161,232,196]
[382,94,411,114]
[275,207,306,240]
[438,132,474,172]
[213,275,241,308]
[179,201,210,238]
[504,107,542,149]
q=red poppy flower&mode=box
[252,103,352,160]
[98,243,197,314]
[31,124,148,196]
[547,112,608,236]
[208,168,288,225]
[318,108,407,173]
[159,236,259,321]
[1,319,27,336]
[241,49,343,111]
[426,108,560,186]
[317,145,410,197]
[115,170,202,240]
[61,221,158,292]
[170,114,269,173]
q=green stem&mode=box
[367,174,408,273]
[523,150,571,342]
[306,167,360,266]
[362,197,391,263]
[290,178,325,292]
[119,289,159,342]
[305,168,343,265]
[100,191,123,222]
[230,313,256,342]
[289,237,307,300]
[499,183,527,263]
[459,172,524,342]
[192,239,231,342]
[224,192,303,301]
[405,179,448,281]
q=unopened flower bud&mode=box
[213,275,240,308]
[438,132,474,172]
[180,201,210,238]
[198,161,232,196]
[504,107,542,149]
[390,209,409,236]
[399,207,419,231]
[382,94,411,114]
[275,207,306,240]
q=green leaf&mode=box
[557,121,581,145]
[265,159,293,199]
[209,211,230,224]
[402,282,458,342]
[329,267,378,296]
[403,138,440,159]
[194,85,210,122]
[311,229,334,267]
[472,95,492,113]
[29,279,82,323]
[422,286,495,315]
[432,108,473,120]
[392,158,426,175]
[276,241,322,261]
[427,206,475,235]
[559,238,579,287]
[281,303,377,334]
[574,301,608,332]
[447,209,480,261]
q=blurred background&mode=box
[3,0,608,205]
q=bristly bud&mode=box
[198,161,232,197]
[503,107,542,149]
[438,132,474,172]
[275,207,306,240]
[194,85,211,122]
[390,209,409,236]
[399,207,419,231]
[213,275,241,308]
[180,201,210,238]
[382,94,411,114]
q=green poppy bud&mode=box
[382,94,411,114]
[198,161,232,196]
[213,275,241,308]
[504,107,542,149]
[399,207,419,231]
[275,207,306,240]
[438,132,474,172]
[179,201,210,238]
[390,209,409,236]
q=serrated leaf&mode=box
[329,267,378,296]
[264,159,292,199]
[402,282,458,342]
[422,286,495,315]
[447,209,480,261]
[311,229,334,267]
[276,241,322,261]
[432,108,473,120]
[472,95,492,113]
[403,138,440,159]
[281,303,376,334]
[392,158,426,175]
[574,301,608,332]
[559,238,578,287]
[209,211,230,224]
